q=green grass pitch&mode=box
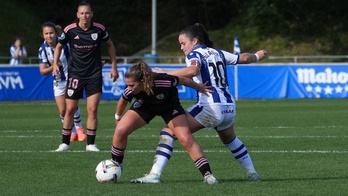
[0,99,347,196]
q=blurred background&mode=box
[1,0,347,63]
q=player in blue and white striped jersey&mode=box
[38,22,86,146]
[131,23,269,183]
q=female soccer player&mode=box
[131,23,269,183]
[38,22,86,145]
[52,1,119,152]
[111,61,218,185]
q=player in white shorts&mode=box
[38,22,86,146]
[130,23,269,183]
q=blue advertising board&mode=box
[0,63,347,101]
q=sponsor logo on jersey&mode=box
[133,101,142,108]
[190,60,201,68]
[172,109,178,116]
[67,89,74,97]
[91,33,98,40]
[156,94,164,99]
[74,35,79,39]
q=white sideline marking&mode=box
[0,135,347,139]
[0,149,347,154]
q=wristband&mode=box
[115,114,121,121]
[255,53,260,61]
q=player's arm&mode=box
[115,96,128,123]
[52,43,64,77]
[39,63,53,76]
[154,63,199,78]
[105,38,119,82]
[238,50,269,64]
[177,76,212,96]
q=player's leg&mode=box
[217,122,260,181]
[74,106,86,142]
[111,109,147,164]
[131,109,204,183]
[168,114,217,185]
[55,79,80,151]
[84,76,102,151]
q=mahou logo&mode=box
[296,67,348,98]
[297,68,348,84]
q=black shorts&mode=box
[65,76,102,100]
[130,101,186,124]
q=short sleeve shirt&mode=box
[59,22,109,79]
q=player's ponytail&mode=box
[180,23,215,48]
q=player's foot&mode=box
[55,143,70,152]
[86,144,100,152]
[248,172,261,181]
[70,134,78,142]
[77,128,86,142]
[130,173,161,183]
[204,174,218,185]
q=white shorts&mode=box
[53,80,67,97]
[187,104,236,131]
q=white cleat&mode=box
[55,143,70,152]
[86,144,100,152]
[204,174,218,185]
[130,173,161,183]
[248,172,261,181]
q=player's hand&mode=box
[255,50,269,60]
[110,67,119,82]
[153,68,166,73]
[199,81,213,96]
[52,63,61,77]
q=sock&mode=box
[74,107,83,129]
[59,114,64,123]
[62,128,72,145]
[195,157,212,177]
[149,131,175,175]
[71,126,77,134]
[87,129,96,145]
[224,136,256,175]
[111,146,125,164]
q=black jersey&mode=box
[122,73,181,112]
[59,22,109,79]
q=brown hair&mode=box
[125,61,155,95]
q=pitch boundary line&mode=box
[0,149,347,154]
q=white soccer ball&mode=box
[95,159,122,183]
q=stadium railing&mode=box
[1,55,348,65]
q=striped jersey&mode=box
[38,40,70,81]
[185,44,239,105]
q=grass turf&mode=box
[0,99,347,196]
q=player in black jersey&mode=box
[53,1,119,152]
[110,61,218,184]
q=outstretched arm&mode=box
[177,77,212,96]
[238,50,269,64]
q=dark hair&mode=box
[180,23,214,48]
[75,1,92,22]
[125,61,154,95]
[40,22,59,38]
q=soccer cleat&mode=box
[130,173,161,183]
[77,128,86,142]
[204,174,218,185]
[86,144,100,152]
[248,172,261,181]
[70,134,78,142]
[55,143,70,152]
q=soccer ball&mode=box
[95,159,122,183]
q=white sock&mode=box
[149,131,175,176]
